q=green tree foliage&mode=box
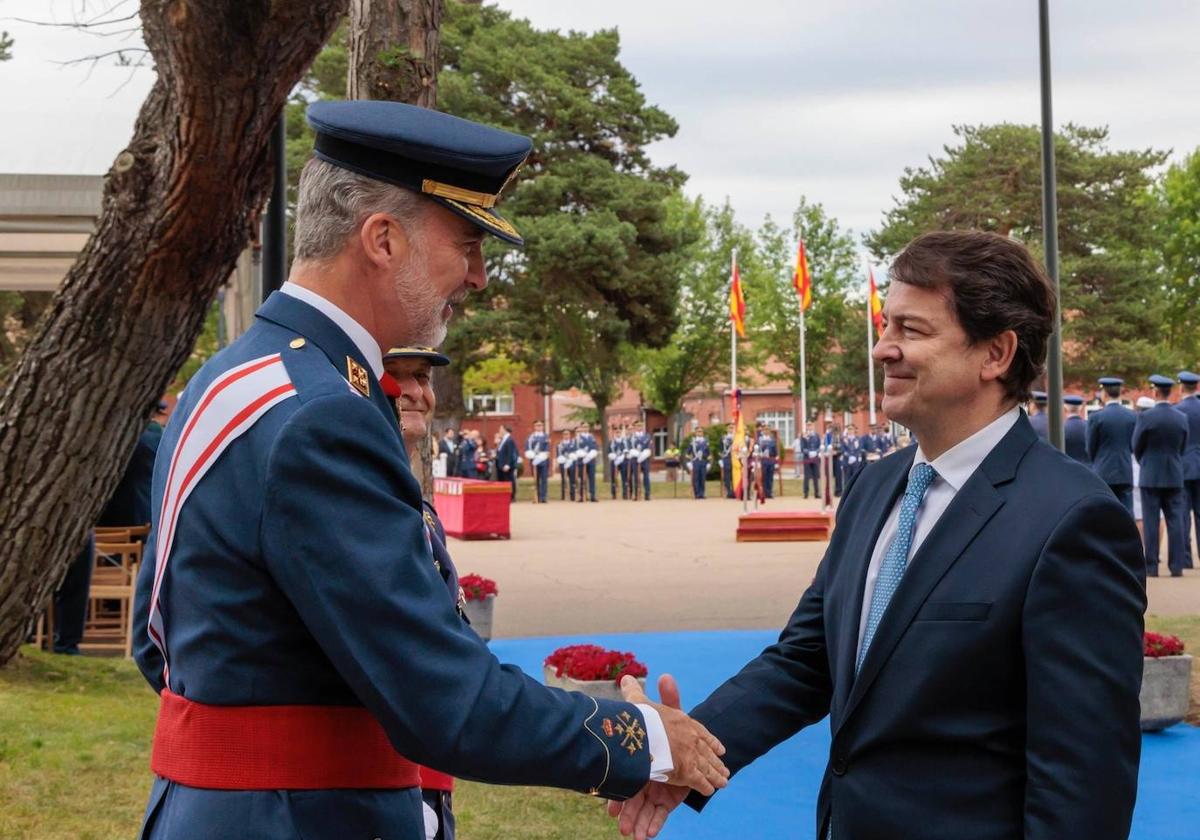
[462,353,528,397]
[0,31,12,61]
[0,292,51,388]
[1158,149,1200,363]
[867,123,1172,383]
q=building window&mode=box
[468,393,514,415]
[757,410,794,444]
[653,428,669,456]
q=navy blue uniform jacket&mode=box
[1029,410,1049,440]
[1063,414,1088,462]
[1133,403,1189,488]
[686,414,1145,839]
[132,293,649,839]
[1086,402,1137,486]
[1174,394,1200,481]
[99,422,161,526]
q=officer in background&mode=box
[878,424,894,457]
[576,424,599,502]
[525,420,550,504]
[439,429,459,477]
[823,423,843,497]
[1175,372,1200,569]
[1086,377,1137,514]
[687,428,709,499]
[841,424,862,485]
[99,399,167,528]
[607,423,624,500]
[720,426,734,498]
[630,420,652,500]
[1134,374,1189,577]
[1063,395,1089,463]
[860,425,879,465]
[458,429,478,478]
[495,424,519,500]
[801,425,822,498]
[557,428,577,500]
[1028,391,1050,440]
[617,423,633,499]
[756,424,778,498]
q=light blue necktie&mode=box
[830,462,937,840]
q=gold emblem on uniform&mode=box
[614,710,646,756]
[289,338,306,349]
[346,357,370,397]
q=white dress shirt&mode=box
[279,281,384,379]
[280,282,674,779]
[856,406,1021,654]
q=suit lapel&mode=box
[835,416,1037,733]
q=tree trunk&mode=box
[0,0,346,666]
[349,0,443,500]
[348,0,443,106]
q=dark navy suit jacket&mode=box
[1086,402,1137,486]
[1063,414,1088,462]
[1174,394,1200,481]
[132,293,650,839]
[98,422,161,526]
[496,434,519,475]
[687,414,1144,839]
[1133,403,1189,488]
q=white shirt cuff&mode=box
[635,703,674,782]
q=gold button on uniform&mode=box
[289,338,306,349]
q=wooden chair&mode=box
[80,541,142,657]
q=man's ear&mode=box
[359,212,410,269]
[981,329,1019,384]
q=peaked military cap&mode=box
[1177,371,1200,384]
[1097,377,1123,387]
[1063,394,1084,406]
[1136,396,1156,409]
[306,100,532,246]
[1149,374,1175,387]
[1031,390,1048,405]
[383,346,451,367]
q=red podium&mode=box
[433,478,511,540]
[736,510,833,542]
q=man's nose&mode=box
[466,242,487,290]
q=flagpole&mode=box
[799,308,807,437]
[866,263,877,427]
[731,247,738,394]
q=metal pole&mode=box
[866,264,877,426]
[730,248,738,394]
[800,308,808,436]
[261,115,288,302]
[1039,0,1064,451]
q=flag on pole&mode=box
[729,254,746,338]
[792,239,812,312]
[730,388,745,497]
[868,267,884,338]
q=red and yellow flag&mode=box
[729,255,746,337]
[730,389,745,497]
[793,239,812,312]
[868,267,884,338]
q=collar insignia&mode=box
[347,357,370,398]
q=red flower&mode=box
[544,644,649,686]
[1144,631,1185,658]
[459,573,498,602]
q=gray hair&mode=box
[293,158,426,263]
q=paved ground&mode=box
[451,495,1200,639]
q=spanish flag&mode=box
[868,267,884,338]
[793,238,812,312]
[730,389,745,496]
[729,254,746,338]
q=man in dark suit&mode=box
[1086,376,1137,513]
[495,424,519,500]
[1028,389,1049,439]
[1134,374,1190,577]
[1175,371,1200,568]
[1063,394,1089,462]
[612,230,1145,840]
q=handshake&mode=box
[608,674,726,840]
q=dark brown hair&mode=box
[889,230,1056,402]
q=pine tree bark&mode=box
[0,0,346,666]
[349,0,444,500]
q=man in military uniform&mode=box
[1086,377,1137,514]
[557,427,577,500]
[439,428,459,477]
[1063,395,1089,463]
[1028,390,1049,440]
[756,425,778,498]
[131,101,726,840]
[878,424,894,457]
[576,424,599,502]
[801,426,822,498]
[630,420,652,500]
[607,423,624,499]
[860,424,879,467]
[1134,374,1190,577]
[720,426,735,498]
[1175,372,1200,569]
[823,423,843,497]
[458,428,478,478]
[841,423,862,485]
[525,420,550,504]
[496,424,519,499]
[687,428,710,499]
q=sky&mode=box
[2,0,1198,244]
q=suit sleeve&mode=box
[1132,417,1146,459]
[1021,492,1145,840]
[132,538,166,694]
[685,550,833,811]
[259,393,650,799]
[1085,417,1098,460]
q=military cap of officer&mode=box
[1098,377,1123,387]
[1178,371,1200,385]
[384,346,452,366]
[1149,374,1175,388]
[307,100,532,246]
[1063,394,1084,406]
[1032,390,1048,405]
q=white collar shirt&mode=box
[279,281,384,379]
[856,406,1021,654]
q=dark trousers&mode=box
[691,461,706,498]
[721,461,733,498]
[559,467,567,499]
[803,461,820,498]
[54,534,94,653]
[1182,479,1200,568]
[566,466,577,500]
[833,455,843,496]
[619,462,630,499]
[1142,486,1187,575]
[1108,483,1134,516]
[639,460,651,500]
[535,463,548,502]
[762,461,775,498]
[583,461,597,501]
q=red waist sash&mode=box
[419,767,455,792]
[151,689,421,790]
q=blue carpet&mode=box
[491,629,1200,840]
